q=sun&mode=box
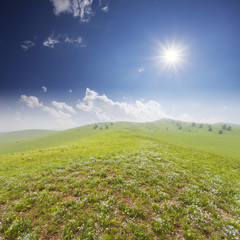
[156,42,187,71]
[163,48,181,64]
[160,46,183,67]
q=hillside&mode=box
[0,120,239,159]
[0,129,56,144]
[0,126,239,239]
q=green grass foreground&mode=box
[0,121,240,239]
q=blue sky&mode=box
[0,0,240,131]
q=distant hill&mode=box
[0,129,56,142]
[0,119,239,158]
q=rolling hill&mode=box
[0,119,239,158]
[0,119,239,239]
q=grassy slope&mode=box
[128,120,240,159]
[0,129,56,142]
[0,120,239,159]
[0,129,239,239]
[0,129,56,154]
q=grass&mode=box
[0,120,240,159]
[0,123,240,239]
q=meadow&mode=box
[0,120,239,239]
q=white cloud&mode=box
[42,86,47,92]
[65,36,85,47]
[20,40,35,51]
[52,101,76,113]
[101,5,109,12]
[50,0,95,22]
[138,67,144,73]
[69,89,72,93]
[76,88,169,122]
[43,35,60,49]
[42,106,71,119]
[20,95,73,120]
[20,95,43,108]
[43,34,85,49]
[50,0,71,15]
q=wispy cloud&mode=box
[69,89,73,93]
[76,88,170,122]
[43,33,84,49]
[20,40,35,51]
[50,0,106,23]
[43,35,60,49]
[52,101,76,113]
[138,67,144,73]
[65,36,85,47]
[101,5,109,13]
[42,86,47,92]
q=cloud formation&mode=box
[65,36,85,47]
[42,86,47,92]
[76,88,169,122]
[43,34,84,49]
[50,0,71,15]
[101,5,109,13]
[52,101,76,113]
[43,35,60,49]
[20,40,35,51]
[20,95,72,120]
[50,0,95,22]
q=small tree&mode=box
[219,130,223,134]
[208,127,212,132]
[192,122,196,127]
[199,124,203,128]
[111,122,113,125]
[227,126,232,131]
[106,125,108,130]
[178,126,182,130]
[222,124,226,130]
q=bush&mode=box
[222,124,226,129]
[227,126,231,131]
[219,130,223,134]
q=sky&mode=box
[0,0,240,131]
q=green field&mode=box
[0,120,239,239]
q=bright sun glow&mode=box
[157,42,187,71]
[163,48,181,64]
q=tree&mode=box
[222,124,226,130]
[106,125,108,130]
[227,126,232,131]
[219,130,223,134]
[199,124,203,128]
[192,122,196,127]
[178,126,182,130]
[208,127,212,132]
